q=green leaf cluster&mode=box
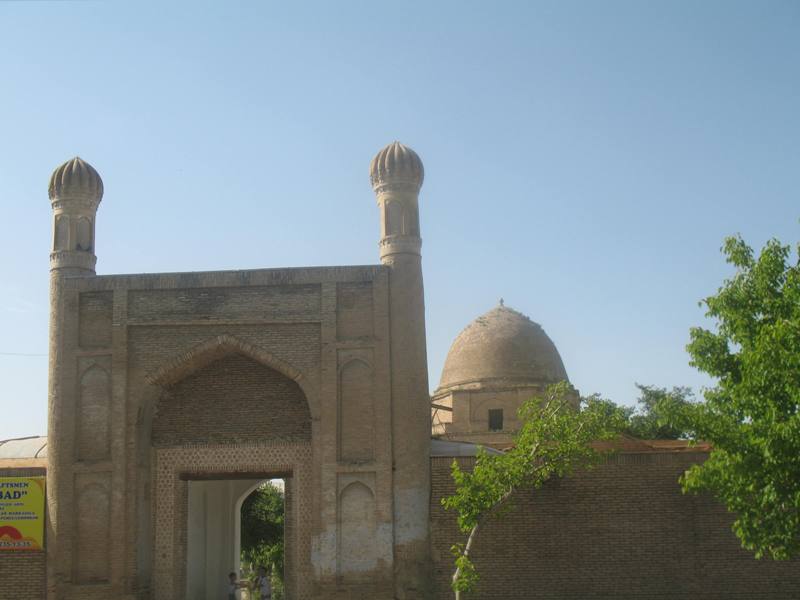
[665,235,800,559]
[240,481,285,582]
[442,382,627,595]
[626,384,694,440]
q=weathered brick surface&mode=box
[152,353,311,447]
[430,453,800,600]
[336,282,374,339]
[78,291,112,349]
[127,284,321,322]
[128,322,323,386]
[0,551,45,599]
[0,467,46,600]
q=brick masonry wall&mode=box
[430,453,800,600]
[152,353,311,447]
[48,265,391,598]
[0,467,46,600]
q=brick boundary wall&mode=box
[0,467,46,600]
[430,452,800,600]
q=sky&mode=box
[1,1,798,440]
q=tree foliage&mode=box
[624,384,694,440]
[442,382,627,597]
[662,235,800,559]
[588,385,695,440]
[240,481,285,580]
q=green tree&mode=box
[442,382,627,598]
[663,235,800,559]
[625,384,694,440]
[588,386,694,440]
[240,481,285,588]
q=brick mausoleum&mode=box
[1,144,799,599]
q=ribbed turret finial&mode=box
[369,141,424,193]
[48,157,103,203]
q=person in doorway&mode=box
[253,565,271,600]
[227,571,243,600]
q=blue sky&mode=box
[1,1,798,440]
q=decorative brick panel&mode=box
[153,443,312,600]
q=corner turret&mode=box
[49,157,103,276]
[370,141,432,598]
[370,141,423,262]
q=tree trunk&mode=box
[453,520,482,600]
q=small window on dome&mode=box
[488,409,503,432]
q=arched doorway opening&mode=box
[185,476,288,600]
[148,346,314,600]
[237,479,286,599]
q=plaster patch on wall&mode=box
[375,522,395,566]
[311,527,338,579]
[393,486,430,544]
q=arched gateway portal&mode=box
[148,346,312,599]
[46,144,432,600]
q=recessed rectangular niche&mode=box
[338,350,375,463]
[74,472,111,583]
[77,356,112,461]
[79,291,113,348]
[337,473,377,579]
[336,282,373,339]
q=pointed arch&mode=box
[337,356,374,374]
[145,334,317,419]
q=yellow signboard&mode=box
[0,477,45,551]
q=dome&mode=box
[370,141,424,192]
[436,303,568,394]
[48,156,103,202]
